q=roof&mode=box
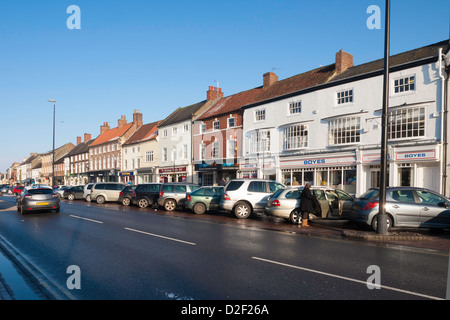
[123,121,160,146]
[331,39,449,82]
[195,87,263,120]
[90,123,133,147]
[68,139,95,156]
[159,100,208,127]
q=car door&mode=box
[74,186,84,199]
[415,190,450,228]
[335,189,354,216]
[247,181,270,210]
[209,187,223,211]
[387,189,421,227]
[313,189,328,218]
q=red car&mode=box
[13,186,24,196]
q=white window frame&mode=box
[212,142,220,159]
[393,75,415,94]
[145,151,153,162]
[255,109,266,121]
[283,124,308,150]
[227,139,236,158]
[388,106,425,140]
[328,116,361,145]
[228,117,235,128]
[213,120,220,131]
[249,130,270,154]
[288,101,302,115]
[336,89,354,105]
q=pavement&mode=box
[1,196,450,300]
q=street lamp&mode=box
[48,99,56,187]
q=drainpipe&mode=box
[438,48,446,195]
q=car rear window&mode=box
[28,189,53,195]
[271,189,285,199]
[359,189,379,200]
[95,184,106,190]
[225,181,244,192]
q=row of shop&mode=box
[63,143,442,196]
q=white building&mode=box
[242,40,450,197]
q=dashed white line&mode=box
[124,227,196,246]
[252,256,443,300]
[69,215,103,224]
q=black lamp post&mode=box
[48,99,56,187]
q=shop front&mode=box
[195,161,239,186]
[119,171,135,184]
[88,170,118,183]
[136,168,155,184]
[158,166,187,183]
[280,153,357,195]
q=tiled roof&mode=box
[68,140,95,156]
[123,121,160,146]
[90,123,133,147]
[195,87,263,120]
[159,100,208,127]
[331,40,449,82]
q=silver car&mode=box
[90,182,126,204]
[265,186,354,224]
[220,179,285,219]
[347,187,450,231]
[16,186,60,214]
[157,183,200,211]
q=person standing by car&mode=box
[299,183,317,227]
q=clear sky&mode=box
[0,0,449,173]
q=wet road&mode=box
[0,195,448,300]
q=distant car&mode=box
[132,183,162,208]
[53,186,71,198]
[83,183,94,202]
[0,185,10,193]
[13,186,24,196]
[186,186,224,214]
[16,186,60,214]
[90,182,126,204]
[118,185,136,206]
[265,186,354,224]
[219,179,285,219]
[157,183,200,211]
[64,185,85,200]
[347,187,450,231]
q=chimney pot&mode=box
[263,72,278,88]
[335,49,353,74]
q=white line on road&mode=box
[124,227,196,246]
[69,215,103,224]
[252,256,443,300]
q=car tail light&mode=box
[187,195,191,202]
[119,192,123,196]
[271,199,280,207]
[223,193,230,200]
[133,191,136,197]
[363,201,379,210]
[52,193,59,198]
[24,194,32,199]
[160,191,164,197]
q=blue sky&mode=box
[0,0,449,173]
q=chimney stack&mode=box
[133,109,143,128]
[100,122,110,134]
[118,115,127,129]
[84,133,92,142]
[335,49,353,74]
[76,136,82,145]
[263,72,278,88]
[207,86,224,101]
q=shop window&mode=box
[398,164,414,187]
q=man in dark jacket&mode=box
[299,183,316,227]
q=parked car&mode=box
[265,186,354,224]
[132,183,162,208]
[220,179,285,219]
[13,186,25,196]
[53,185,71,198]
[186,186,224,214]
[64,185,85,200]
[118,185,137,206]
[157,183,200,211]
[347,187,450,231]
[83,183,94,202]
[16,186,60,214]
[90,182,126,204]
[1,185,11,193]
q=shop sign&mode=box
[240,163,258,171]
[159,167,186,174]
[395,150,436,161]
[119,171,134,176]
[281,155,356,168]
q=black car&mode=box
[133,183,162,208]
[118,185,136,206]
[64,185,85,200]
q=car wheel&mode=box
[234,202,251,219]
[138,198,149,208]
[86,195,91,202]
[68,194,75,201]
[164,199,176,211]
[96,196,105,204]
[371,214,392,232]
[20,205,26,215]
[289,210,301,225]
[193,202,206,214]
[122,197,131,206]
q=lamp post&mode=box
[48,99,56,187]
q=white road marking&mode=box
[124,227,196,246]
[69,215,103,224]
[252,256,443,300]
